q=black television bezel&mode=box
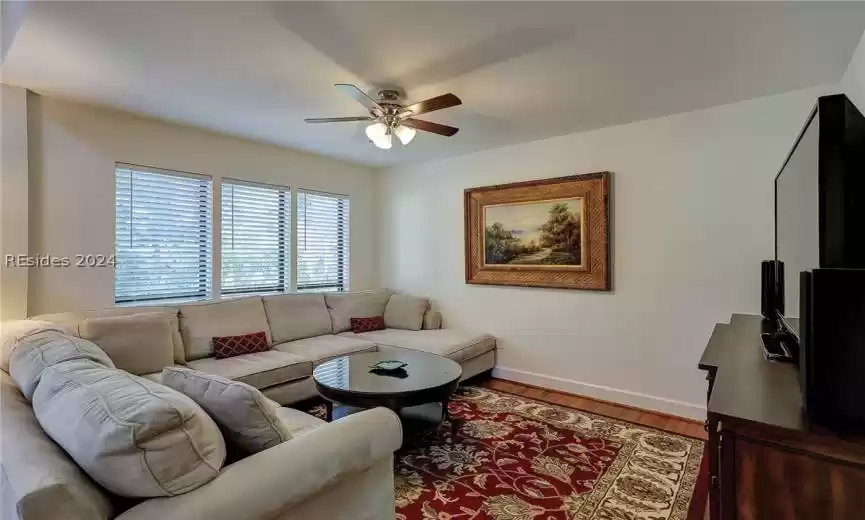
[772,102,818,342]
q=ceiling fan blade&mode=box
[402,118,459,137]
[334,84,382,112]
[304,117,374,123]
[399,93,462,118]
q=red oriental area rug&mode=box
[393,387,706,520]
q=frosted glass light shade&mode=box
[365,122,386,142]
[376,132,393,149]
[365,122,393,149]
[395,125,416,145]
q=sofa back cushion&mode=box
[324,290,391,333]
[0,372,114,520]
[262,293,333,342]
[31,306,186,364]
[32,360,226,497]
[384,294,430,331]
[80,312,175,375]
[179,297,271,361]
[9,329,115,400]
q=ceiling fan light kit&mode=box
[305,84,461,151]
[394,125,416,145]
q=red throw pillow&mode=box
[212,331,270,359]
[350,316,386,333]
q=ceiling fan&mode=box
[304,84,462,150]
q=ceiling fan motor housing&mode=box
[375,88,403,103]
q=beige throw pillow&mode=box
[80,312,175,375]
[0,320,75,372]
[384,294,429,331]
[161,367,292,454]
[9,330,115,401]
[32,360,225,497]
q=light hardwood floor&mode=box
[479,378,708,441]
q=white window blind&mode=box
[296,191,349,292]
[221,180,290,296]
[115,164,212,304]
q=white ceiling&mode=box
[3,2,865,167]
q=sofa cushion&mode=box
[263,293,333,342]
[9,329,115,400]
[31,306,186,364]
[261,378,318,405]
[324,290,391,333]
[383,294,429,331]
[140,371,162,383]
[341,329,495,363]
[185,350,311,389]
[180,297,271,361]
[162,367,291,454]
[0,372,114,520]
[273,335,377,365]
[79,312,175,375]
[273,406,326,437]
[32,360,225,497]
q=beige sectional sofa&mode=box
[30,290,497,406]
[1,290,496,520]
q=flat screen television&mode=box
[774,93,865,339]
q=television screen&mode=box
[775,109,820,335]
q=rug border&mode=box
[464,385,707,520]
[480,384,707,441]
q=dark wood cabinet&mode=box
[699,314,865,520]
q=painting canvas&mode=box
[465,172,610,291]
[483,199,585,268]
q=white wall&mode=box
[840,30,865,109]
[379,86,830,419]
[27,94,378,314]
[0,84,29,320]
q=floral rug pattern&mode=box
[391,387,704,520]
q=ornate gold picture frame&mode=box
[464,172,611,291]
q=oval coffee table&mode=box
[313,350,462,438]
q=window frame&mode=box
[219,178,292,297]
[114,163,213,305]
[295,188,351,293]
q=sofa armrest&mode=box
[423,310,442,330]
[117,407,402,520]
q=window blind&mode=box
[296,191,349,292]
[221,180,290,295]
[115,164,212,304]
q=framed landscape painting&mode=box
[464,172,611,291]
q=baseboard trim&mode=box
[492,366,706,421]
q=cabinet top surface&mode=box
[704,314,806,431]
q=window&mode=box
[115,164,212,304]
[296,191,349,292]
[221,180,290,296]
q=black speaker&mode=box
[761,260,784,318]
[800,268,865,431]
